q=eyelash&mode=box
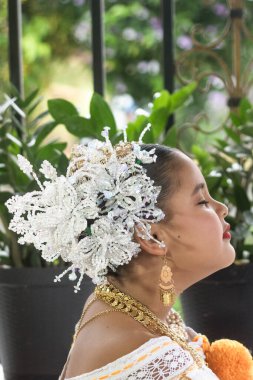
[198,200,209,207]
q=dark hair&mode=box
[140,144,181,221]
[107,144,182,277]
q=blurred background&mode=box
[2,0,253,153]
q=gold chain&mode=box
[95,282,206,369]
[71,297,122,349]
[71,282,206,369]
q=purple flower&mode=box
[213,4,229,17]
[208,91,227,109]
[150,17,162,31]
[177,35,193,50]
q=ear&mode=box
[134,224,167,257]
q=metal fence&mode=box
[7,0,175,99]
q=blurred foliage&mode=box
[1,0,253,113]
[21,0,91,91]
[193,98,253,263]
[48,82,196,145]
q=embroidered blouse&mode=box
[62,335,220,380]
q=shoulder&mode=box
[65,303,159,378]
[65,329,196,379]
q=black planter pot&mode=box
[0,267,95,380]
[180,262,253,352]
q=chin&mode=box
[220,245,236,269]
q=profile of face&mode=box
[158,151,236,283]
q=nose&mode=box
[213,199,228,218]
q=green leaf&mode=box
[162,125,177,147]
[0,203,11,225]
[33,121,58,147]
[90,93,117,137]
[224,127,240,144]
[19,88,39,108]
[0,173,9,185]
[64,115,98,138]
[57,153,69,175]
[127,115,147,141]
[152,90,171,111]
[140,125,155,144]
[230,112,242,128]
[171,82,197,112]
[0,192,13,204]
[6,132,22,148]
[230,98,253,127]
[241,126,253,137]
[214,138,227,149]
[234,185,251,212]
[191,144,215,174]
[6,156,31,191]
[149,108,169,139]
[192,144,209,160]
[239,98,252,122]
[206,176,222,193]
[27,96,43,116]
[110,130,125,144]
[36,142,67,163]
[48,98,78,122]
[28,110,49,130]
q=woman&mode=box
[5,128,235,379]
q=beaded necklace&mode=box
[72,282,206,369]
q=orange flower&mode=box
[205,339,253,380]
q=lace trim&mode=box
[65,336,198,380]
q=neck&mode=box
[106,257,182,324]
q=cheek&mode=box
[190,211,223,241]
[169,210,223,250]
[166,208,235,272]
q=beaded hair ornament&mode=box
[5,126,166,293]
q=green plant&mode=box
[0,89,69,268]
[0,83,196,269]
[192,99,253,263]
[47,82,196,146]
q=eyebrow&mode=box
[191,182,205,196]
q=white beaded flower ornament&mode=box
[5,126,165,293]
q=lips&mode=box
[223,224,231,239]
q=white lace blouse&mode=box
[63,336,220,380]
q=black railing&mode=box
[161,0,174,127]
[91,0,105,96]
[7,0,174,125]
[8,0,24,97]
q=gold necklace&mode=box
[71,297,122,349]
[95,282,206,369]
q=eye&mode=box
[198,200,209,207]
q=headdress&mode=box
[5,126,165,293]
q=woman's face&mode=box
[162,152,235,280]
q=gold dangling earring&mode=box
[159,254,177,306]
